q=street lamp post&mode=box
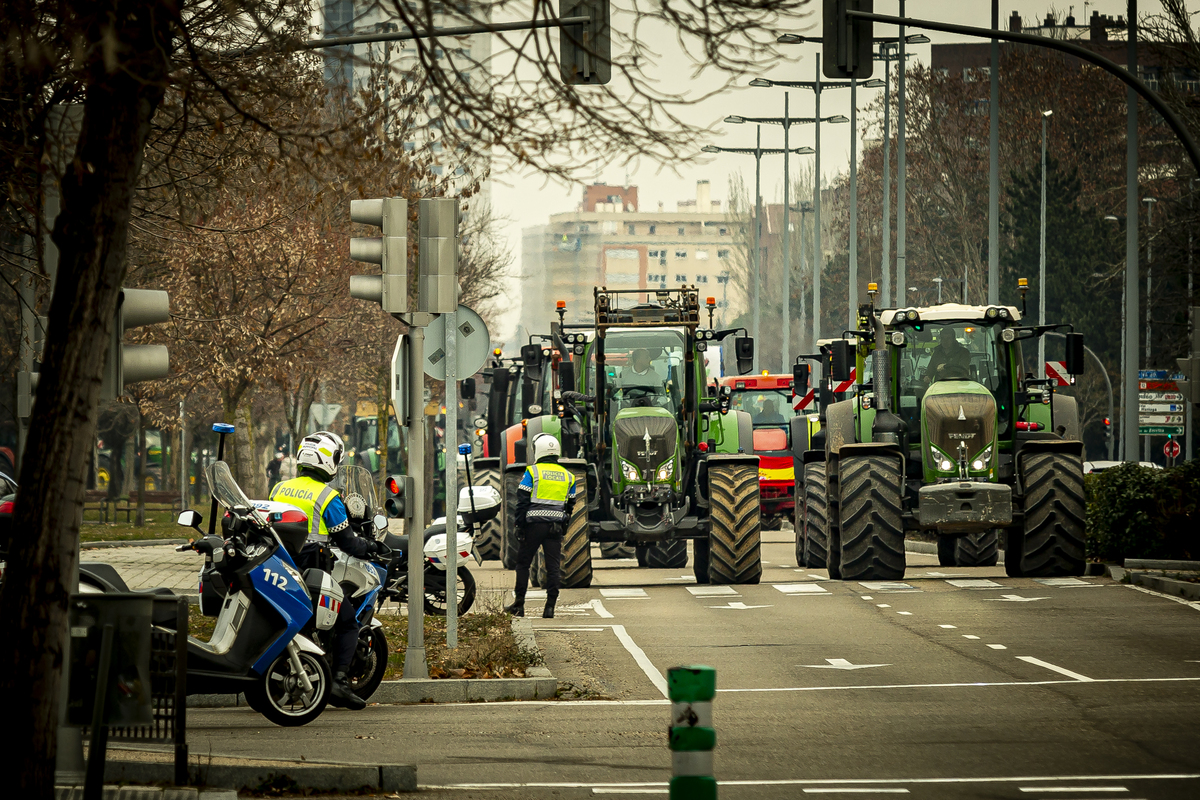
[1038,110,1053,380]
[703,136,815,372]
[933,277,943,303]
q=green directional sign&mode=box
[1139,425,1185,436]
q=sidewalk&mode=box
[82,543,201,595]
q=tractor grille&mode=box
[924,392,996,465]
[615,416,677,477]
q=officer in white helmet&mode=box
[270,430,378,709]
[505,433,577,618]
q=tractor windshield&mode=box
[897,322,1013,441]
[590,328,686,415]
[729,389,792,428]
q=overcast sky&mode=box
[485,1,1163,343]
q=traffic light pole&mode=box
[403,318,432,679]
[444,307,458,648]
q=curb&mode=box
[1124,558,1200,572]
[81,539,190,549]
[904,539,1006,565]
[101,758,416,794]
[189,617,557,709]
[1125,571,1200,602]
[56,787,235,800]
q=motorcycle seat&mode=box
[383,527,441,555]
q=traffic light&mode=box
[417,198,459,314]
[823,0,875,79]
[100,288,171,401]
[349,197,408,316]
[385,474,414,519]
[1177,305,1200,404]
[559,0,611,85]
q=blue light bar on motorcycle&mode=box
[458,443,472,455]
[213,423,235,434]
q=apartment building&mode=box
[518,181,741,337]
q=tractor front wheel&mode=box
[1018,452,1086,577]
[838,454,906,581]
[707,462,762,585]
[801,463,830,570]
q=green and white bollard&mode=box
[668,665,717,800]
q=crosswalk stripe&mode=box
[775,584,830,595]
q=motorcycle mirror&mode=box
[177,510,203,530]
[1065,332,1085,375]
[734,336,754,375]
[792,363,811,397]
[373,514,388,532]
[830,340,853,383]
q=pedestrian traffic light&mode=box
[385,474,414,520]
[559,0,611,84]
[100,288,171,401]
[823,0,875,79]
[349,197,408,316]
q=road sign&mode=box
[1139,425,1186,436]
[309,403,341,427]
[1139,414,1185,425]
[1139,391,1184,402]
[390,334,409,424]
[1164,439,1182,459]
[794,389,815,410]
[422,305,491,381]
[1045,361,1071,387]
[1139,380,1179,391]
[1140,403,1187,413]
[1138,369,1171,379]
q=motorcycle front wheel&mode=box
[245,647,331,727]
[423,566,477,616]
[348,627,390,701]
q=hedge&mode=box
[1085,459,1200,562]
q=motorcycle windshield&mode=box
[331,465,379,521]
[206,461,268,526]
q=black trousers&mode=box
[331,590,360,674]
[513,522,563,603]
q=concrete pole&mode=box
[403,324,429,679]
[1038,114,1048,380]
[1189,179,1194,462]
[896,1,907,307]
[754,125,762,373]
[881,47,892,308]
[783,93,791,372]
[445,308,458,647]
[814,54,823,345]
[1144,198,1154,463]
[849,78,859,331]
[1123,0,1140,465]
[988,0,1000,305]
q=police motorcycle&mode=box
[378,448,500,616]
[80,456,336,727]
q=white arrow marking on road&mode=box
[800,658,891,670]
[985,595,1051,602]
[946,579,1005,589]
[708,601,773,610]
[922,572,967,578]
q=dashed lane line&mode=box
[1016,656,1096,682]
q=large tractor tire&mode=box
[838,454,906,581]
[635,546,650,568]
[600,542,635,559]
[955,530,999,567]
[937,536,956,567]
[645,539,688,569]
[501,467,524,570]
[692,538,711,584]
[472,465,503,562]
[1004,530,1025,578]
[556,464,593,588]
[707,461,762,585]
[1018,451,1086,577]
[801,463,830,570]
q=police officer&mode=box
[269,430,377,710]
[504,434,577,619]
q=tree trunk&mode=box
[121,432,136,498]
[0,2,174,793]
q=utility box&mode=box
[67,594,154,727]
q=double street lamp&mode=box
[702,131,815,372]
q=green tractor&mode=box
[800,284,1087,580]
[503,287,765,586]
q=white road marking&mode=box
[590,599,614,619]
[987,644,1008,650]
[877,603,891,608]
[1017,656,1095,682]
[537,627,607,632]
[861,595,874,600]
[592,790,667,795]
[963,635,981,640]
[1128,584,1200,611]
[526,589,548,599]
[799,658,891,670]
[1018,787,1129,793]
[939,625,957,629]
[717,676,1200,695]
[708,601,774,610]
[664,575,696,582]
[986,595,1051,602]
[1035,578,1092,587]
[859,582,921,593]
[803,790,909,794]
[775,584,831,594]
[611,624,668,698]
[947,579,1004,589]
[922,572,968,577]
[687,586,738,596]
[601,588,650,598]
[897,611,913,616]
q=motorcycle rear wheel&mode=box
[348,627,390,701]
[424,566,477,616]
[245,648,331,727]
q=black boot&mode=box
[329,671,366,710]
[504,599,525,617]
[542,601,556,619]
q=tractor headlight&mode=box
[1001,328,1016,343]
[656,461,675,481]
[985,307,999,319]
[971,445,993,473]
[622,460,640,481]
[697,341,707,352]
[890,331,906,346]
[906,309,920,322]
[999,308,1010,319]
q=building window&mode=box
[696,250,709,261]
[963,68,975,82]
[936,67,949,78]
[649,224,657,234]
[677,226,685,235]
[627,224,636,235]
[602,221,618,234]
[580,224,590,233]
[675,250,687,259]
[696,275,709,283]
[675,273,687,282]
[431,165,444,175]
[719,227,728,236]
[1174,68,1198,93]
[718,249,730,259]
[648,250,660,258]
[717,273,730,284]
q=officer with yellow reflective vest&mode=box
[505,434,577,619]
[269,430,378,710]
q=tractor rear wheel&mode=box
[1019,452,1086,577]
[707,461,762,585]
[801,463,830,570]
[838,454,906,581]
[645,539,688,569]
[955,530,999,567]
[599,542,635,559]
[472,465,502,562]
[501,467,524,570]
